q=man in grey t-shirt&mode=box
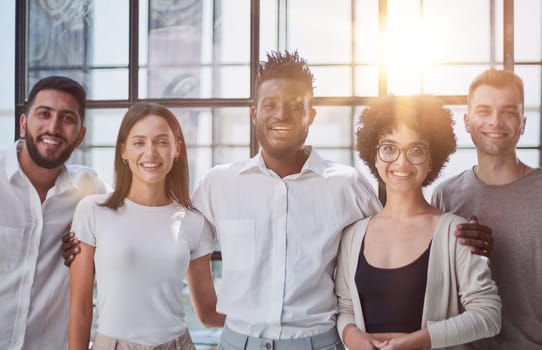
[432,68,542,349]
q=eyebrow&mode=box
[130,133,172,138]
[34,105,78,115]
[379,139,428,147]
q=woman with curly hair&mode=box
[335,95,501,350]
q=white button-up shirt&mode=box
[0,141,108,350]
[193,148,381,339]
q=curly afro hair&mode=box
[356,95,456,186]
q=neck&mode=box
[381,188,436,219]
[475,152,528,185]
[18,145,62,203]
[127,183,171,206]
[261,148,309,178]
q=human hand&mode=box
[61,225,81,267]
[343,325,387,350]
[455,215,493,257]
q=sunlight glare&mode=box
[385,0,436,95]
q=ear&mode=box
[19,114,27,138]
[520,115,526,135]
[250,106,257,126]
[120,142,127,161]
[308,107,316,126]
[463,113,471,133]
[174,140,182,159]
[75,126,86,148]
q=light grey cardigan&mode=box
[335,213,501,349]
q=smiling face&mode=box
[251,78,316,161]
[465,84,525,159]
[121,114,180,191]
[20,89,85,169]
[376,124,432,193]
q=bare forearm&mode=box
[68,307,93,350]
[186,254,225,328]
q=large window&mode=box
[7,0,542,345]
[13,0,542,191]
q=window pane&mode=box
[311,66,352,97]
[515,0,542,61]
[213,146,251,165]
[444,105,471,148]
[85,147,115,188]
[212,108,250,145]
[27,0,93,97]
[141,0,250,99]
[423,65,495,95]
[307,106,353,148]
[355,0,379,64]
[85,109,125,146]
[259,0,279,57]
[287,0,351,64]
[423,0,491,63]
[519,149,541,168]
[521,111,541,147]
[0,0,14,147]
[515,66,542,108]
[219,0,251,63]
[92,0,129,66]
[88,69,129,100]
[355,66,379,97]
[0,115,15,150]
[27,0,129,101]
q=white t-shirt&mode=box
[71,194,216,345]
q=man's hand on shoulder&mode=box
[62,225,81,267]
[455,215,494,257]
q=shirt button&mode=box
[265,343,272,349]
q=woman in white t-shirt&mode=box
[69,102,224,350]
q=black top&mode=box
[355,237,431,333]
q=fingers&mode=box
[455,215,494,257]
[61,231,80,267]
[371,339,389,348]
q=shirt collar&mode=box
[238,146,327,178]
[4,140,75,193]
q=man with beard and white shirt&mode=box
[0,76,108,350]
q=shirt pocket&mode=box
[217,219,255,271]
[0,226,24,271]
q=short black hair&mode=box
[357,95,457,186]
[255,50,315,100]
[26,76,87,123]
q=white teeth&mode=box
[42,138,60,145]
[392,171,410,177]
[141,162,160,168]
[485,133,505,138]
[271,125,290,131]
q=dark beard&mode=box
[24,131,76,169]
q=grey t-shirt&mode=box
[432,167,542,349]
